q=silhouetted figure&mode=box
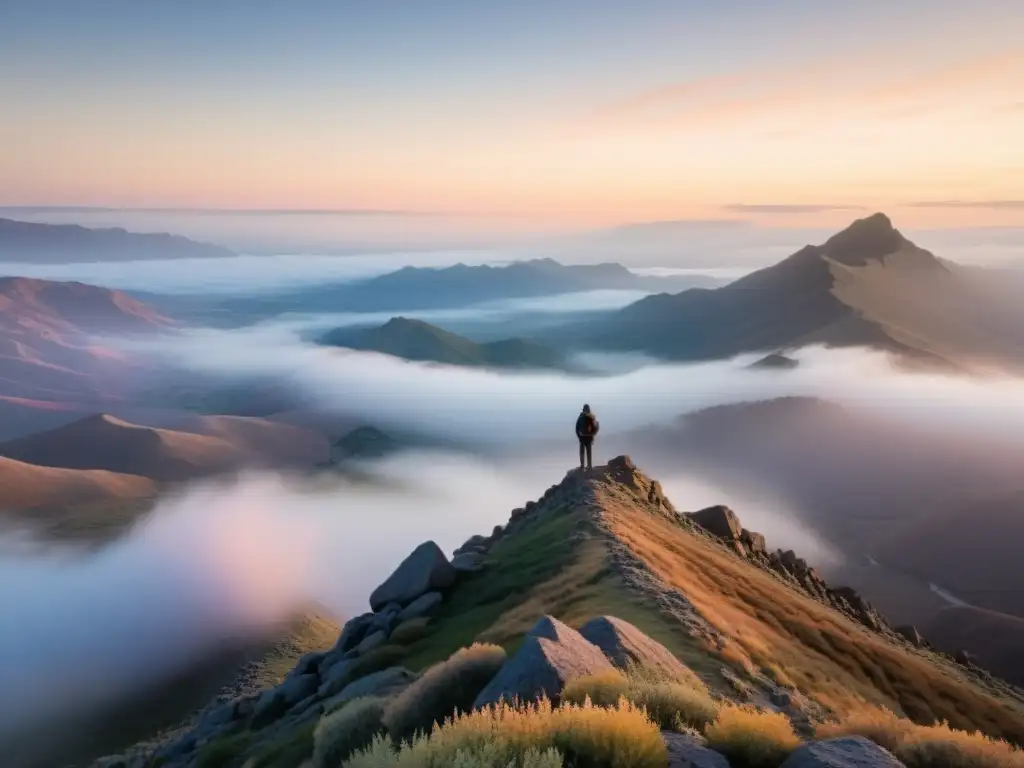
[575,403,600,469]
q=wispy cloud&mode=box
[724,204,866,215]
[907,200,1024,210]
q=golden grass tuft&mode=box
[704,703,801,768]
[563,668,719,732]
[344,696,666,768]
[818,706,1024,768]
[383,643,507,742]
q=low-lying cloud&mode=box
[127,327,1024,451]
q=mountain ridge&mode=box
[95,456,1024,768]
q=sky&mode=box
[1,1,1022,231]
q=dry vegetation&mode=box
[817,706,1024,768]
[343,697,666,768]
[313,697,387,768]
[704,704,801,768]
[384,643,508,742]
[597,478,1024,742]
[562,668,718,731]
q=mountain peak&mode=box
[821,212,909,267]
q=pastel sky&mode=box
[2,0,1022,229]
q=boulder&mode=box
[452,552,485,573]
[251,690,288,729]
[322,667,417,712]
[289,651,327,679]
[740,529,767,554]
[895,625,924,647]
[334,613,374,653]
[687,506,742,540]
[369,541,457,611]
[473,615,614,709]
[455,534,489,555]
[279,673,319,706]
[318,658,357,698]
[779,737,905,767]
[664,731,730,768]
[370,608,401,636]
[398,591,443,622]
[355,629,388,655]
[578,615,693,682]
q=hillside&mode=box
[98,457,1024,768]
[0,217,234,262]
[3,609,340,768]
[573,213,1024,371]
[0,276,172,400]
[0,414,242,482]
[322,317,565,369]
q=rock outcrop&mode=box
[779,736,906,767]
[579,615,692,682]
[473,615,614,709]
[369,540,457,611]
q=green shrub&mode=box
[384,643,507,742]
[390,618,432,646]
[313,697,387,768]
[345,697,665,767]
[196,732,252,768]
[704,704,800,768]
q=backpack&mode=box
[577,412,598,437]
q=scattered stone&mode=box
[369,540,457,611]
[473,615,614,709]
[769,688,792,708]
[334,613,374,654]
[492,524,505,540]
[955,649,975,666]
[355,629,388,655]
[663,731,731,768]
[397,591,444,622]
[452,551,485,573]
[895,625,924,648]
[578,615,694,682]
[779,736,905,767]
[687,505,742,540]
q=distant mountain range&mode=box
[322,317,565,370]
[0,217,235,262]
[564,213,1024,372]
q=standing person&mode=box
[575,403,599,470]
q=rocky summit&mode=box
[91,457,1024,768]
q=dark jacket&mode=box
[575,411,599,441]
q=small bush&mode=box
[563,669,718,732]
[705,704,800,768]
[563,670,630,708]
[390,618,431,646]
[345,697,666,768]
[818,707,1024,768]
[196,732,252,768]
[313,697,387,768]
[384,643,507,742]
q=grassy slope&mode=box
[385,460,1024,745]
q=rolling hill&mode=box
[0,217,235,263]
[0,413,329,483]
[322,317,565,369]
[0,277,172,400]
[572,213,1024,371]
[95,457,1024,768]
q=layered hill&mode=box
[322,317,565,369]
[573,213,1024,371]
[0,413,329,483]
[0,217,234,262]
[0,276,172,400]
[98,457,1024,768]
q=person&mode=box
[575,403,599,470]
